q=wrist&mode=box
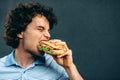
[64,63,76,70]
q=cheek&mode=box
[37,32,45,40]
[24,33,44,47]
[23,34,37,47]
[39,35,44,40]
[23,30,44,47]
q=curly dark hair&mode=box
[4,2,57,48]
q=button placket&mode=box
[20,68,26,80]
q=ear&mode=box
[17,32,24,39]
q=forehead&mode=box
[32,14,49,26]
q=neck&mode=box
[14,48,35,68]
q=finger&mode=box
[57,49,72,58]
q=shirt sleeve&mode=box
[57,72,70,80]
[45,54,70,80]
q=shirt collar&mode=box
[5,50,45,66]
[34,55,45,65]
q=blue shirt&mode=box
[0,50,69,80]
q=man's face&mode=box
[18,14,50,56]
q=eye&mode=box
[37,26,44,32]
[37,26,50,33]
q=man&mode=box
[0,2,83,80]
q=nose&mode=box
[44,31,51,40]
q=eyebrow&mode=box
[37,25,50,31]
[37,26,44,28]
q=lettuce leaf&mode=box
[38,46,54,54]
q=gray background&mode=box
[0,0,120,80]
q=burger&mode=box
[38,40,67,55]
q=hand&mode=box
[52,39,73,68]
